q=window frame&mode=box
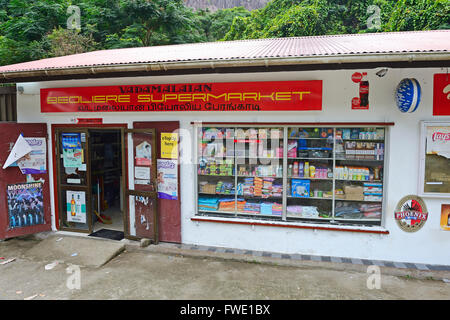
[193,123,390,228]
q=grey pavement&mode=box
[0,232,449,300]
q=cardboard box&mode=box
[344,185,364,194]
[345,193,364,201]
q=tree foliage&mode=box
[0,0,448,66]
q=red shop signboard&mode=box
[40,81,322,113]
[433,74,450,116]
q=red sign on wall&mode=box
[40,81,322,113]
[433,74,450,116]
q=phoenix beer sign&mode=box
[394,195,428,233]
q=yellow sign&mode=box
[161,133,178,159]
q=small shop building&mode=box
[0,30,449,266]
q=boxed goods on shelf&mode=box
[200,183,216,194]
[363,182,383,201]
[291,179,310,198]
[287,205,319,218]
[343,185,364,201]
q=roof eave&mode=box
[1,52,449,84]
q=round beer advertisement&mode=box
[394,195,428,232]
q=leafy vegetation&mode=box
[0,0,448,66]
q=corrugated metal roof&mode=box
[0,30,449,73]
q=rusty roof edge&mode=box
[1,51,449,82]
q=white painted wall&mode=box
[16,66,450,265]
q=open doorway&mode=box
[55,127,125,240]
[90,129,123,234]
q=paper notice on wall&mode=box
[161,132,178,159]
[135,166,150,180]
[426,126,450,159]
[66,190,86,223]
[2,134,33,169]
[157,159,178,200]
[16,137,47,174]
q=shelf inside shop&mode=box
[237,175,283,178]
[341,139,385,142]
[287,177,333,180]
[334,218,382,222]
[198,174,235,177]
[199,192,235,196]
[288,157,333,160]
[287,196,333,201]
[287,196,382,203]
[198,210,236,215]
[236,212,282,218]
[286,215,332,220]
[289,137,333,140]
[335,158,384,162]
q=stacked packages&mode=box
[198,197,219,211]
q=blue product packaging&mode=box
[291,179,310,198]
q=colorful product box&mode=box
[291,179,310,198]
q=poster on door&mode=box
[62,133,83,168]
[7,182,44,229]
[66,190,86,223]
[161,132,178,159]
[15,137,47,174]
[157,159,178,200]
[135,141,152,166]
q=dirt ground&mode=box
[1,234,450,301]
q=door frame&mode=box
[51,124,127,233]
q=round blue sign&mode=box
[395,78,421,113]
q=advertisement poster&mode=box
[66,190,86,223]
[16,137,47,174]
[440,205,450,231]
[7,182,44,229]
[426,126,450,159]
[62,133,83,168]
[135,141,152,166]
[433,73,450,116]
[157,159,178,200]
[351,72,369,110]
[161,132,178,159]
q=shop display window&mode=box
[420,122,450,196]
[196,125,387,226]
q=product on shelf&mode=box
[343,185,364,201]
[199,182,216,194]
[287,205,319,218]
[291,179,310,198]
[198,197,219,211]
[363,182,383,201]
[243,202,260,214]
[287,141,297,158]
[218,198,237,211]
[334,202,382,219]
